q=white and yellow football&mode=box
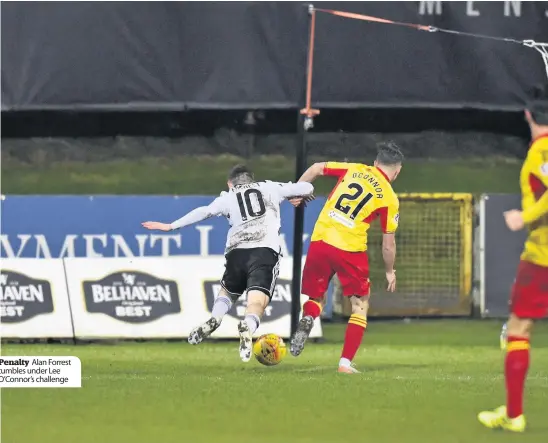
[253,333,287,366]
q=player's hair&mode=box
[228,164,254,185]
[376,141,404,166]
[528,83,548,125]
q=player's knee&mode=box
[302,280,328,303]
[219,286,241,304]
[308,294,326,304]
[508,314,533,337]
[350,295,369,315]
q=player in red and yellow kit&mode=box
[289,143,403,373]
[478,93,548,432]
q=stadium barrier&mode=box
[333,193,474,317]
[0,259,73,338]
[0,257,322,340]
[11,192,530,326]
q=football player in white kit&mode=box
[142,165,314,362]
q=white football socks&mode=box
[339,358,352,368]
[211,295,232,321]
[244,313,260,334]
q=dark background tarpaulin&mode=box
[2,1,548,111]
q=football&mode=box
[253,333,287,366]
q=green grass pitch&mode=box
[2,320,547,443]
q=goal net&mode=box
[333,193,473,317]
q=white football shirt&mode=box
[170,181,314,254]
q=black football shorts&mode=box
[220,247,280,298]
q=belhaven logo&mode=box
[83,271,181,323]
[203,279,291,322]
[0,271,54,322]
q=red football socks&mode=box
[302,299,322,319]
[505,336,530,418]
[341,314,367,361]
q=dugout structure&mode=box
[332,193,474,317]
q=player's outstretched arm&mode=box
[141,206,211,231]
[298,161,353,183]
[290,161,345,207]
[277,182,314,199]
[141,221,172,231]
[297,162,327,183]
[142,197,226,231]
[274,181,314,208]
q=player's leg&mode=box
[478,314,531,432]
[290,241,333,356]
[337,295,369,374]
[237,248,279,362]
[188,250,245,345]
[504,314,532,423]
[188,286,239,344]
[334,250,370,374]
[238,289,270,362]
[478,260,548,432]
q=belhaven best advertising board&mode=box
[0,259,73,338]
[63,256,322,340]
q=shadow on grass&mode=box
[242,362,431,376]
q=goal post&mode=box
[333,193,474,317]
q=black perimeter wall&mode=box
[1,109,532,162]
